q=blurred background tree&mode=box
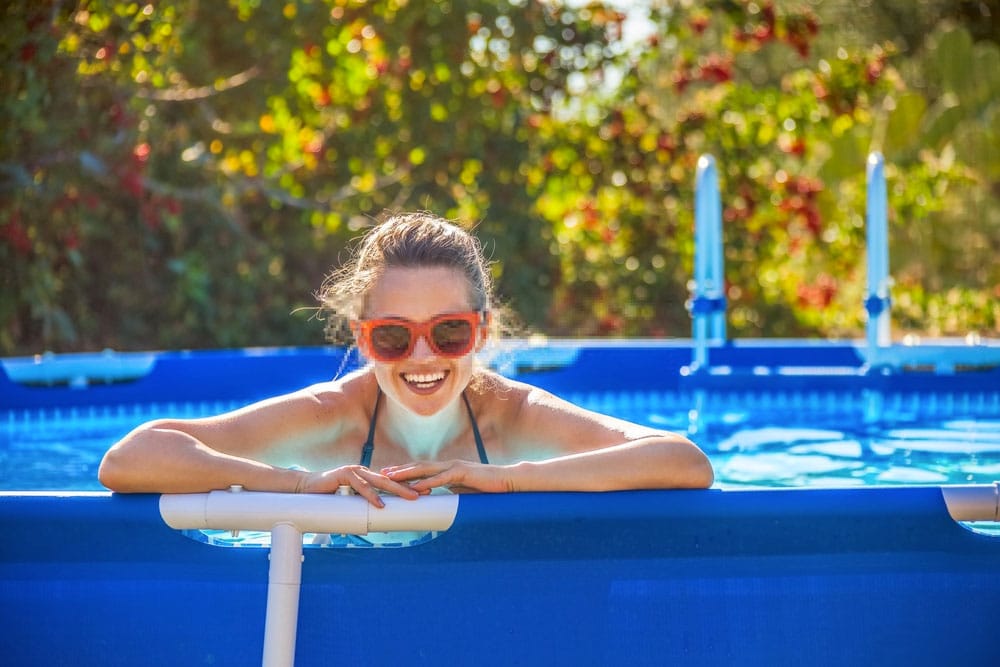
[2,0,997,355]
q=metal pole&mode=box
[865,152,891,364]
[262,521,303,667]
[691,154,726,371]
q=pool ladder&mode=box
[864,152,892,362]
[687,155,727,372]
[687,152,1000,372]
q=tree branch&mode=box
[135,65,262,101]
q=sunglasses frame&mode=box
[352,310,490,362]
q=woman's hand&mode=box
[381,460,514,494]
[296,465,420,507]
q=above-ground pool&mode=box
[2,340,1000,666]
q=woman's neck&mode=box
[382,393,466,460]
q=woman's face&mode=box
[362,265,484,417]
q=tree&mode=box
[2,0,997,354]
[530,0,999,338]
[1,0,627,352]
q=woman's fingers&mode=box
[362,468,420,500]
[381,461,439,481]
[383,460,505,493]
[302,465,420,506]
[301,460,510,503]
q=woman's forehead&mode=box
[365,266,473,318]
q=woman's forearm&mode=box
[506,438,714,492]
[98,426,304,494]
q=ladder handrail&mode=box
[689,154,727,371]
[865,151,892,364]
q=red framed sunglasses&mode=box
[352,310,490,362]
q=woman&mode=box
[99,211,713,505]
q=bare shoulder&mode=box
[297,368,376,414]
[205,367,371,426]
[471,372,665,458]
[149,368,378,464]
[476,373,617,423]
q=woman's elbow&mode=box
[98,447,133,492]
[669,437,715,489]
[98,426,160,492]
[687,453,715,488]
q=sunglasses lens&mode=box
[369,324,412,360]
[431,318,474,355]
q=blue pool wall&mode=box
[3,342,1000,665]
[3,488,1000,666]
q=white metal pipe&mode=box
[708,160,726,343]
[941,482,1000,522]
[159,490,459,533]
[262,522,303,667]
[160,491,459,667]
[865,151,891,360]
[691,154,726,370]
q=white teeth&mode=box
[403,371,446,385]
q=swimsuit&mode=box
[359,388,489,467]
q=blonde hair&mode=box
[318,211,497,345]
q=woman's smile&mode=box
[402,370,449,393]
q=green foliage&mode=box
[3,0,613,351]
[1,0,998,354]
[530,1,999,338]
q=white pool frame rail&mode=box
[941,482,1000,522]
[159,487,459,667]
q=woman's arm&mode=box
[98,420,307,494]
[383,384,714,493]
[98,382,419,504]
[382,437,712,494]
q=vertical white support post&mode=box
[690,154,726,371]
[865,152,891,365]
[262,522,304,667]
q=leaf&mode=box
[931,27,974,101]
[884,92,926,155]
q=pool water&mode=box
[3,391,999,491]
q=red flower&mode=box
[19,42,37,62]
[1,213,32,256]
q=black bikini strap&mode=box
[363,388,488,467]
[360,387,381,468]
[462,391,489,465]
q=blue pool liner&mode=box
[2,488,999,666]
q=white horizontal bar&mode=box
[941,483,1000,521]
[159,490,459,534]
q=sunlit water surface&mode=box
[3,392,999,491]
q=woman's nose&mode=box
[409,333,436,360]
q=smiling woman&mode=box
[98,211,714,502]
